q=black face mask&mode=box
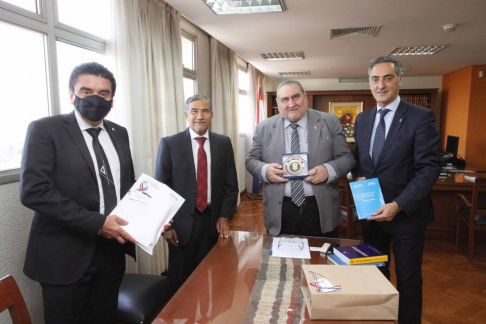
[74,95,112,122]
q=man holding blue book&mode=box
[353,56,441,324]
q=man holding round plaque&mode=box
[246,80,355,237]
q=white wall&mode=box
[0,182,44,324]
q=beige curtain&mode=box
[210,37,240,204]
[108,0,185,275]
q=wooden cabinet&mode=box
[267,89,438,117]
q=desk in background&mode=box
[154,231,394,324]
[430,167,486,239]
[341,166,486,239]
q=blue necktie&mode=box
[372,109,390,166]
[290,123,305,207]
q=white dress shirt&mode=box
[75,110,121,215]
[369,95,401,158]
[189,127,212,204]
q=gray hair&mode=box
[368,56,403,78]
[185,94,212,112]
[276,80,305,98]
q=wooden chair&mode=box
[455,175,486,263]
[0,275,32,324]
[339,177,359,239]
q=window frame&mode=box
[237,66,250,135]
[0,0,109,184]
[181,29,197,81]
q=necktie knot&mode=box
[86,127,102,138]
[379,108,390,120]
[290,123,299,131]
[196,137,206,147]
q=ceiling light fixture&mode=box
[202,0,285,15]
[261,51,304,61]
[389,45,448,56]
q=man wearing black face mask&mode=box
[20,62,137,324]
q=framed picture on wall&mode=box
[329,101,363,142]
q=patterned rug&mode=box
[242,236,311,324]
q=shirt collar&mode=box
[74,110,106,132]
[189,127,209,140]
[284,112,308,130]
[377,95,401,113]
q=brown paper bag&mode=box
[301,265,398,320]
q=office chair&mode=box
[117,273,173,324]
[0,275,32,324]
[455,175,486,263]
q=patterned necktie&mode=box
[372,108,390,166]
[86,127,117,216]
[196,137,208,213]
[290,123,305,207]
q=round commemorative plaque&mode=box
[283,155,307,176]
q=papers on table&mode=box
[270,237,311,259]
[111,173,185,255]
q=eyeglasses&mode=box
[278,237,304,250]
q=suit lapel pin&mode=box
[112,127,115,131]
[399,119,402,123]
[313,125,318,130]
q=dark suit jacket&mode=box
[20,111,136,285]
[155,128,238,245]
[353,100,441,224]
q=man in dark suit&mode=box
[155,94,238,290]
[20,62,137,324]
[246,80,355,237]
[353,56,441,324]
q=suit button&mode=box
[279,201,281,205]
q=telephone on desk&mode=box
[440,152,466,167]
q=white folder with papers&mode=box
[111,173,185,255]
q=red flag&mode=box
[256,76,264,124]
[252,76,265,195]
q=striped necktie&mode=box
[290,123,305,207]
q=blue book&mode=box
[327,253,385,267]
[333,244,388,265]
[349,178,385,220]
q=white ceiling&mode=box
[164,0,486,79]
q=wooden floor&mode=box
[230,194,486,324]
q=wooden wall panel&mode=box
[440,67,472,157]
[466,66,486,168]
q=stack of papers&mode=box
[111,173,185,255]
